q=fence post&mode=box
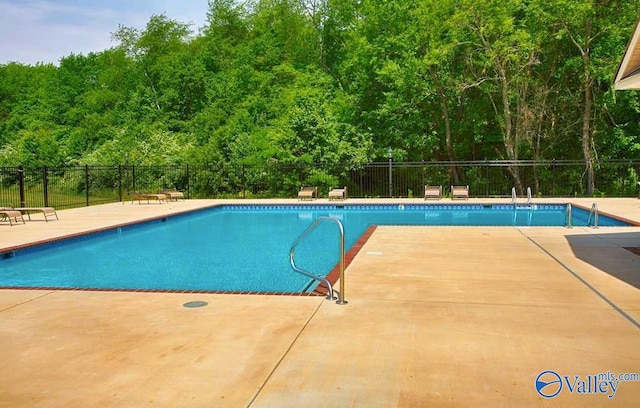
[242,164,246,199]
[118,165,123,202]
[186,164,190,199]
[85,164,90,206]
[42,166,49,207]
[387,148,393,198]
[132,165,136,193]
[18,165,26,207]
[551,159,556,196]
[484,159,489,197]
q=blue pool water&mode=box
[0,204,631,293]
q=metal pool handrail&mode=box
[526,187,532,204]
[588,203,599,228]
[511,187,517,205]
[566,203,572,228]
[289,216,347,305]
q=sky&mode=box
[0,0,210,65]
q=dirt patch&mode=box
[624,247,640,256]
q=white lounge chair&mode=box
[451,185,469,200]
[424,185,442,200]
[328,187,347,201]
[13,207,58,222]
[161,189,185,201]
[131,193,168,204]
[0,209,25,226]
[297,186,318,200]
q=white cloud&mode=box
[0,0,208,65]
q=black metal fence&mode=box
[1,160,638,209]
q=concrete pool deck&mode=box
[0,198,639,407]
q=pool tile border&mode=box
[311,225,377,297]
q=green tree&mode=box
[112,14,193,115]
[545,0,638,194]
[451,0,545,193]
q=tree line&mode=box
[0,0,639,195]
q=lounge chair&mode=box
[297,186,318,200]
[131,193,168,204]
[424,185,442,200]
[161,189,185,201]
[328,186,347,201]
[451,185,469,200]
[13,207,58,222]
[0,209,25,226]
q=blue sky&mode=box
[0,0,209,65]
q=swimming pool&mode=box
[0,204,631,293]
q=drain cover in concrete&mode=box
[183,301,208,308]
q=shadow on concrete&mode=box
[565,232,640,289]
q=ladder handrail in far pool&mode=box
[289,216,347,305]
[512,186,534,206]
[566,202,599,229]
[588,203,599,228]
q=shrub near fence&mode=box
[0,160,638,209]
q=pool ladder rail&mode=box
[289,216,347,305]
[511,186,533,206]
[565,202,599,228]
[587,203,599,228]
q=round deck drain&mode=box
[183,301,208,308]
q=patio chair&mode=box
[328,186,348,201]
[424,185,442,200]
[130,192,168,204]
[297,186,318,200]
[451,185,469,200]
[0,209,25,226]
[13,207,58,222]
[161,189,185,201]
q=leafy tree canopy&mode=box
[0,0,638,184]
